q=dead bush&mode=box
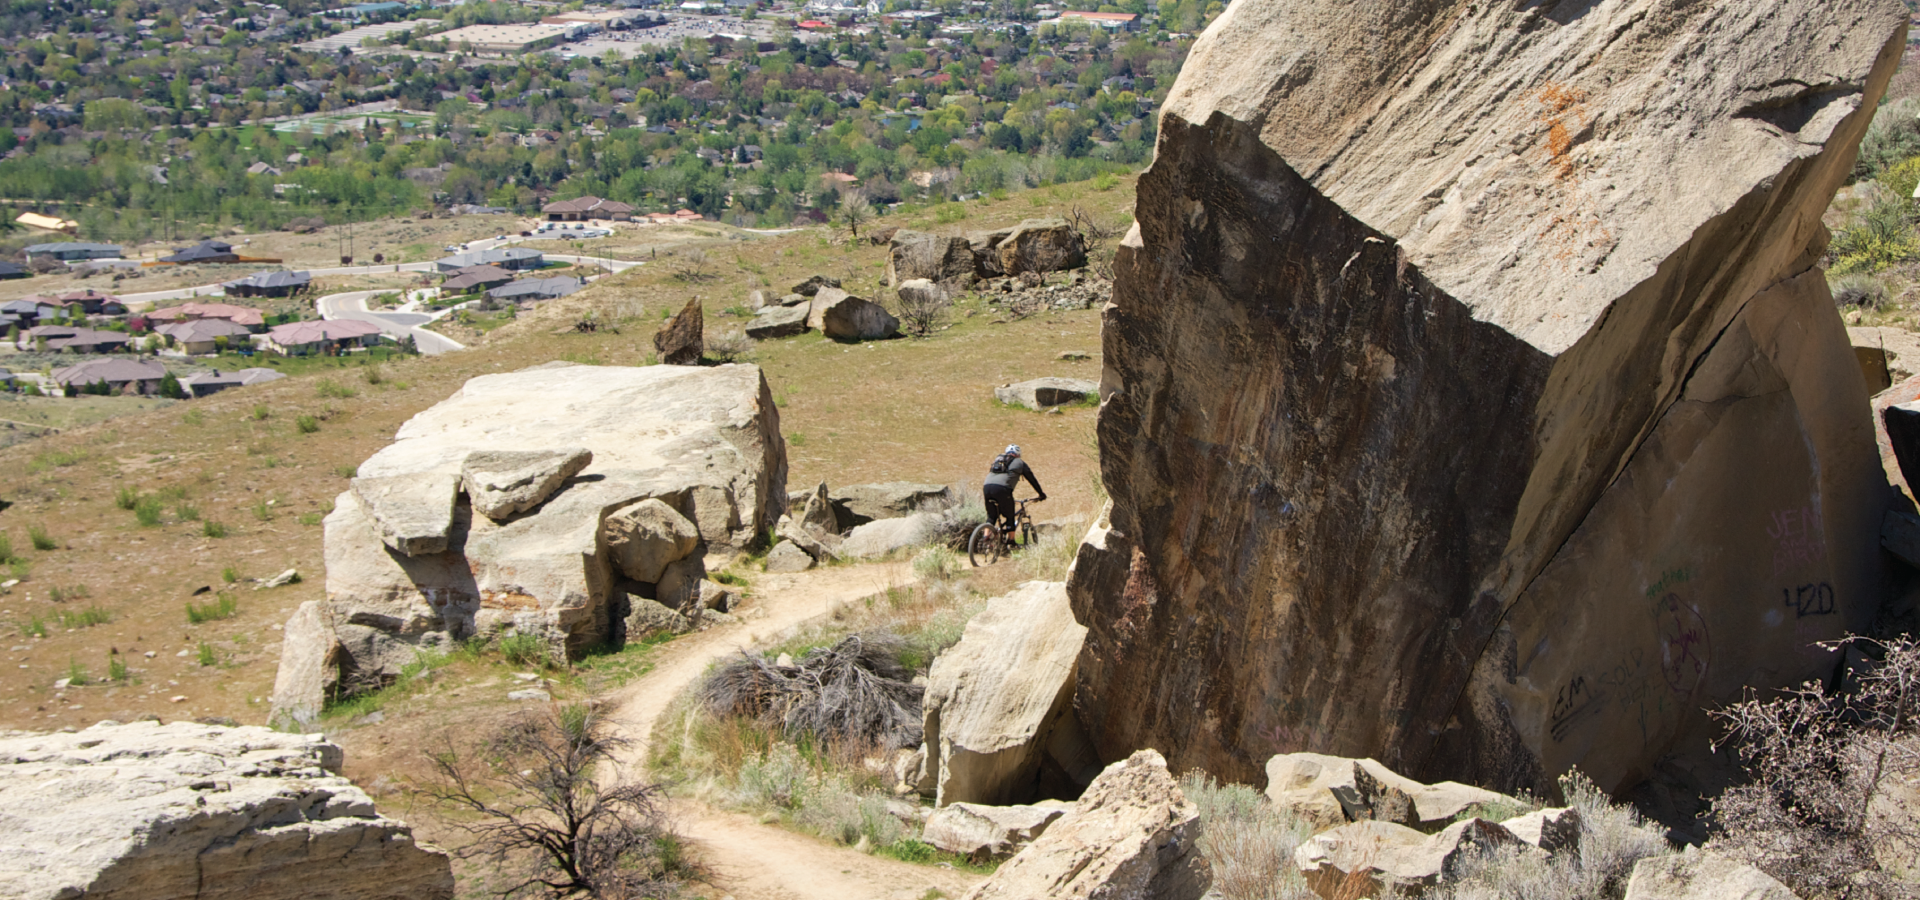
[1708,635,1920,899]
[423,703,689,899]
[894,282,953,337]
[704,329,752,364]
[700,633,923,752]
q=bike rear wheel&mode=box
[968,523,1001,567]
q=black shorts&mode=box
[984,482,1015,530]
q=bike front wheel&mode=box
[968,523,1001,567]
[1020,520,1037,550]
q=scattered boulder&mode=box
[923,802,1073,859]
[653,296,704,365]
[830,482,958,528]
[746,289,769,310]
[960,749,1208,900]
[888,230,978,287]
[995,377,1099,411]
[268,600,340,730]
[991,218,1087,276]
[656,555,707,610]
[462,447,593,521]
[697,579,736,612]
[624,596,691,639]
[1294,818,1525,900]
[604,498,701,583]
[351,473,460,556]
[1067,0,1902,793]
[0,721,453,900]
[274,365,785,722]
[818,291,901,341]
[1622,851,1799,900]
[1264,752,1514,832]
[777,482,845,560]
[793,274,842,296]
[778,292,811,307]
[746,304,810,340]
[840,513,940,559]
[764,540,816,572]
[923,581,1090,806]
[1503,806,1582,854]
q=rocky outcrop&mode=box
[763,540,815,572]
[1295,818,1524,900]
[273,364,785,721]
[922,581,1091,806]
[830,481,958,528]
[1068,0,1905,795]
[922,802,1072,859]
[1264,752,1511,832]
[746,304,809,340]
[653,296,703,365]
[888,231,978,287]
[0,721,453,900]
[995,377,1099,411]
[978,218,1086,277]
[1622,852,1800,900]
[961,750,1208,900]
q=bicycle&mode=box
[968,497,1040,567]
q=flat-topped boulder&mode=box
[995,377,1098,411]
[351,473,460,557]
[1068,0,1903,795]
[747,304,810,340]
[830,481,958,528]
[0,721,452,900]
[273,363,785,723]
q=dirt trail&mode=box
[601,562,984,900]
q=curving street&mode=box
[315,290,463,356]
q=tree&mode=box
[158,372,185,399]
[840,193,872,240]
[423,704,686,898]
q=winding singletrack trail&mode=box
[601,562,985,900]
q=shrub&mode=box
[107,650,129,682]
[134,495,164,526]
[1707,635,1920,899]
[1831,271,1890,309]
[1831,193,1919,275]
[202,520,229,538]
[295,414,320,434]
[1180,771,1314,900]
[706,329,753,364]
[114,485,139,510]
[497,631,550,668]
[64,658,87,686]
[910,546,962,583]
[895,283,953,338]
[55,605,108,629]
[251,404,269,420]
[221,566,239,583]
[1859,98,1920,181]
[0,534,13,563]
[335,465,358,478]
[315,378,356,399]
[173,502,199,521]
[23,615,46,638]
[196,641,217,667]
[48,584,89,603]
[185,592,238,624]
[252,500,273,521]
[27,525,54,552]
[700,633,924,752]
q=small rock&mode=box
[169,695,187,703]
[995,377,1099,411]
[507,689,551,702]
[763,541,816,572]
[53,678,70,690]
[776,653,794,668]
[176,650,190,658]
[144,651,155,659]
[1502,806,1581,854]
[512,672,540,682]
[256,568,300,589]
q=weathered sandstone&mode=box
[1068,0,1905,794]
[0,721,452,900]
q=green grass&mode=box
[196,641,217,667]
[315,379,356,399]
[64,657,87,686]
[185,592,238,624]
[173,502,200,521]
[252,500,273,522]
[23,615,46,638]
[107,651,129,682]
[27,524,54,551]
[221,566,239,583]
[27,448,87,474]
[297,512,323,526]
[0,534,14,564]
[497,632,550,668]
[48,584,89,603]
[133,495,164,527]
[334,465,358,478]
[56,605,109,629]
[114,485,139,510]
[251,404,269,420]
[295,414,320,434]
[202,520,229,538]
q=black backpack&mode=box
[989,453,1013,474]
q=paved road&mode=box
[315,291,464,356]
[118,261,436,306]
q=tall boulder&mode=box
[273,364,785,720]
[819,292,901,341]
[1068,0,1905,796]
[0,721,453,900]
[922,581,1091,806]
[653,297,703,365]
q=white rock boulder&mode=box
[1623,851,1800,900]
[923,801,1073,859]
[0,721,453,900]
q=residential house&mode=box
[262,319,384,356]
[222,270,310,297]
[541,196,636,221]
[145,302,267,330]
[23,242,122,262]
[50,358,165,395]
[246,161,283,176]
[159,241,239,264]
[0,299,58,325]
[155,318,254,355]
[24,325,131,353]
[0,262,28,280]
[487,276,582,305]
[434,247,544,273]
[53,289,126,315]
[441,265,515,294]
[1050,9,1138,29]
[178,367,285,398]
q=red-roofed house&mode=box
[262,319,383,356]
[146,302,267,330]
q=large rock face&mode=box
[274,363,784,725]
[1069,0,1905,795]
[0,721,453,900]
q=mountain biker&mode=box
[984,444,1045,535]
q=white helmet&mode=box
[1005,444,1021,456]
